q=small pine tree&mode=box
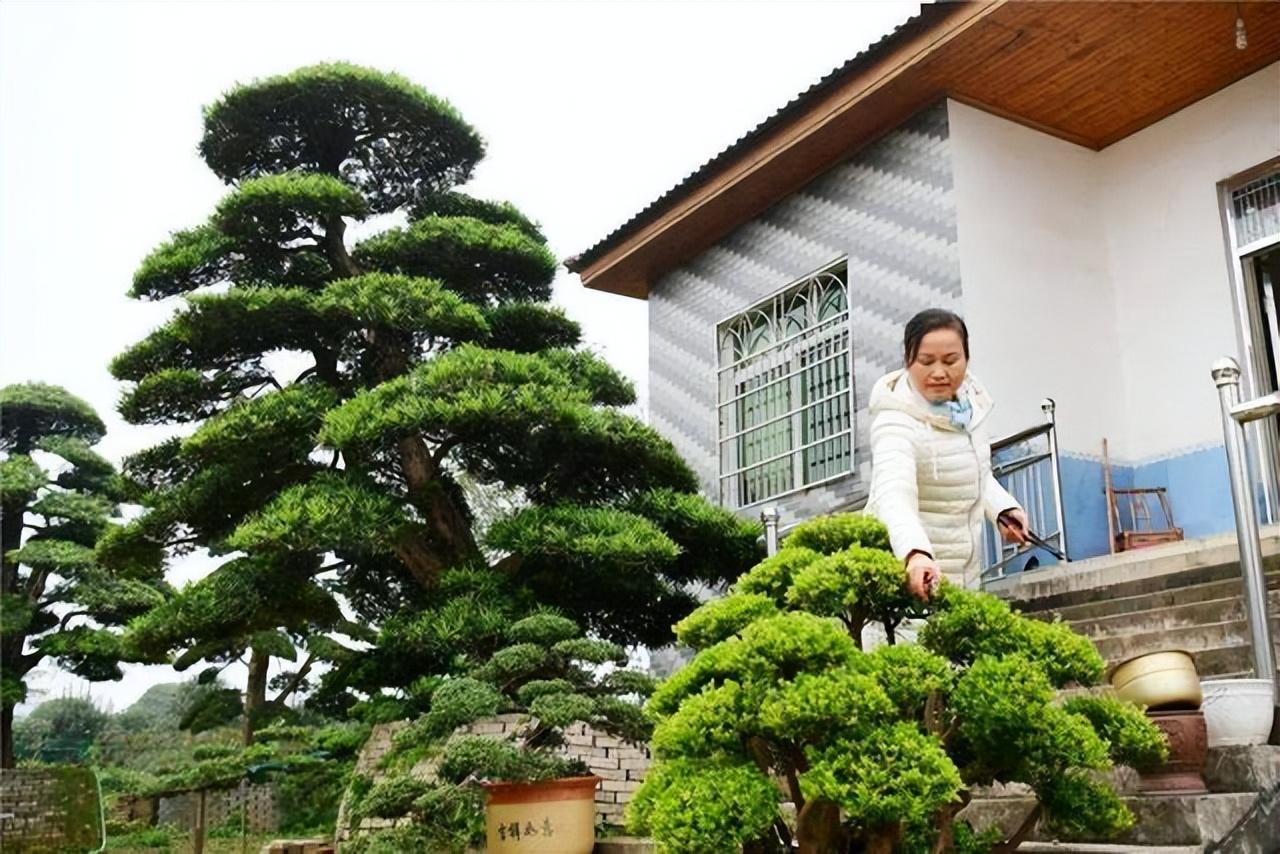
[630,513,1167,854]
[107,63,762,742]
[0,383,168,767]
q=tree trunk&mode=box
[241,649,270,745]
[796,798,842,854]
[1,703,14,770]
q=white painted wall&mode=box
[948,99,1125,459]
[1098,63,1280,458]
[949,62,1280,461]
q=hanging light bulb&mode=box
[1236,5,1249,50]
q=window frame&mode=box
[714,257,857,510]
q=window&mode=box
[1231,171,1280,249]
[716,261,854,508]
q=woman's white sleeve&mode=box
[869,417,933,560]
[982,472,1021,522]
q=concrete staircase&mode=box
[974,527,1280,852]
[957,745,1280,853]
[988,527,1280,679]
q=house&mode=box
[569,0,1280,568]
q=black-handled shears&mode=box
[998,514,1067,562]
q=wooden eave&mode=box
[571,0,1280,299]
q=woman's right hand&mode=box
[906,551,941,601]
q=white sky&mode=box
[0,0,921,712]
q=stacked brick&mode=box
[157,782,278,833]
[338,715,653,844]
[0,767,100,853]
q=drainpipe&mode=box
[1211,357,1280,744]
[761,507,780,557]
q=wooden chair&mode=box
[1103,439,1184,553]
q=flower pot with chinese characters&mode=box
[1139,709,1208,794]
[481,775,600,854]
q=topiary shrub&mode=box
[631,512,1166,854]
[348,609,654,851]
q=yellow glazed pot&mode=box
[482,775,600,854]
[1110,650,1202,710]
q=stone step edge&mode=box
[1030,573,1280,624]
[1016,844,1202,854]
[1064,590,1280,640]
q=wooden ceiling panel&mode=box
[575,1,1280,297]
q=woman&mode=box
[865,309,1029,599]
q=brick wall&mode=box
[337,715,652,843]
[0,766,100,853]
[158,782,278,833]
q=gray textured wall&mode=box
[649,103,962,527]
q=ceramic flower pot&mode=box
[481,775,600,854]
[1201,678,1276,747]
[1138,709,1208,794]
[1110,650,1202,711]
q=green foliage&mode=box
[410,190,545,241]
[1,382,105,452]
[131,224,235,299]
[115,59,761,757]
[397,678,503,746]
[733,546,821,601]
[1038,771,1134,838]
[801,723,961,829]
[637,511,1159,852]
[356,215,556,304]
[1063,694,1169,771]
[318,272,487,340]
[214,172,368,242]
[0,453,45,505]
[921,588,1105,687]
[785,512,891,554]
[786,545,914,621]
[1,384,168,768]
[13,696,109,762]
[227,472,410,555]
[200,62,484,213]
[673,593,778,651]
[483,302,580,352]
[627,760,779,854]
[507,613,580,646]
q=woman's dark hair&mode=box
[904,309,969,365]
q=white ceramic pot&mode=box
[1200,678,1275,747]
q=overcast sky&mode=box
[0,0,922,712]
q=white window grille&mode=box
[1232,172,1280,248]
[716,261,854,508]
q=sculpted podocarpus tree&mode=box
[106,63,761,742]
[629,513,1168,854]
[0,383,167,767]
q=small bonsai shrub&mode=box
[630,513,1166,854]
[347,610,657,852]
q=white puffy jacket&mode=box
[864,369,1020,589]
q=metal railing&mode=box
[981,399,1069,582]
[1211,357,1280,733]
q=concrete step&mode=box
[1090,618,1280,666]
[1016,845,1202,854]
[1068,591,1280,641]
[1033,573,1280,625]
[988,527,1280,613]
[1204,745,1280,794]
[959,793,1257,847]
[1188,644,1280,678]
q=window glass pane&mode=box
[1233,173,1280,247]
[716,262,854,508]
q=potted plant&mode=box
[1200,677,1276,747]
[346,611,655,854]
[629,513,1168,854]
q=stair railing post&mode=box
[1212,357,1278,741]
[1041,398,1069,561]
[761,506,780,557]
